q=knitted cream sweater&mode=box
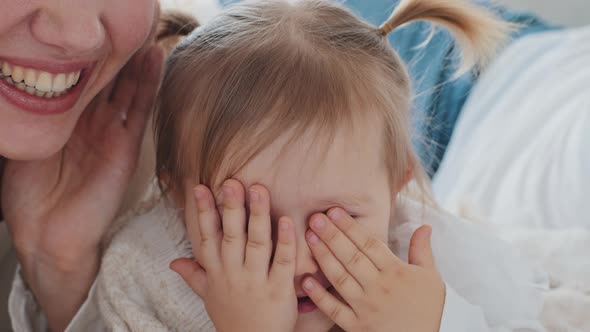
[94,196,545,331]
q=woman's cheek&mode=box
[106,0,157,60]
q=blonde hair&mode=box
[155,0,510,201]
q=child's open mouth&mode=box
[297,286,335,314]
[297,295,317,313]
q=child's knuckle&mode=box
[328,304,342,321]
[246,238,267,250]
[347,250,365,267]
[335,271,350,289]
[361,237,380,253]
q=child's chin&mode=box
[294,310,334,332]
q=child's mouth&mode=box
[297,286,335,314]
[297,295,317,313]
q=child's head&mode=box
[156,0,508,330]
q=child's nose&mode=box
[294,226,320,277]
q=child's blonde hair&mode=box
[155,0,510,201]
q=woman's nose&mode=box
[31,2,105,56]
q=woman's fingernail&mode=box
[311,216,326,230]
[307,232,320,245]
[303,279,315,291]
[249,189,260,203]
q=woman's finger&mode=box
[220,179,248,272]
[309,213,378,286]
[244,185,273,278]
[306,229,363,305]
[193,185,222,272]
[408,225,437,270]
[302,277,356,330]
[269,217,296,283]
[126,46,165,141]
[327,208,400,270]
[170,258,208,298]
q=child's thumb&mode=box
[170,258,208,297]
[408,225,437,270]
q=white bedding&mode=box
[433,26,590,331]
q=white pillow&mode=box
[160,0,221,23]
[432,26,590,230]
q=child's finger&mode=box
[193,185,222,272]
[269,217,296,283]
[306,230,363,304]
[220,179,248,272]
[408,225,437,271]
[309,214,377,286]
[170,258,208,298]
[327,208,400,270]
[244,185,273,277]
[302,277,355,331]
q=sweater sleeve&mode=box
[8,266,107,332]
[439,284,546,332]
[95,239,172,332]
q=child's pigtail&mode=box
[379,0,514,75]
[157,10,200,53]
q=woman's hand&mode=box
[170,180,298,332]
[303,208,445,332]
[1,45,164,331]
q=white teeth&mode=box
[73,71,80,85]
[11,66,24,83]
[36,72,53,92]
[66,72,75,88]
[25,86,36,95]
[53,73,67,92]
[1,60,82,97]
[2,62,11,76]
[24,69,37,87]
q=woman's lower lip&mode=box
[0,69,90,116]
[297,298,318,314]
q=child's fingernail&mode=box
[425,225,433,238]
[311,216,326,230]
[249,189,260,203]
[303,279,315,291]
[222,184,234,197]
[307,232,320,245]
[194,186,205,200]
[327,208,343,221]
[280,219,290,231]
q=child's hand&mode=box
[303,208,445,332]
[170,180,298,332]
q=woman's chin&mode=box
[0,127,73,161]
[0,107,81,161]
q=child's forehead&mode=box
[232,123,388,202]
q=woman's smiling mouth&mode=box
[0,58,94,115]
[1,60,81,98]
